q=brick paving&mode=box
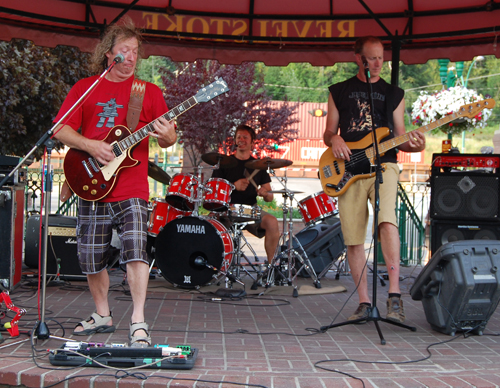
[1,232,500,388]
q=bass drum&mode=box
[155,216,233,288]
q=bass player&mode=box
[323,36,425,323]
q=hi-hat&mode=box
[269,189,304,194]
[201,152,237,168]
[245,157,293,170]
[148,161,171,185]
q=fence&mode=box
[25,169,431,267]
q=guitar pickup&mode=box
[323,165,332,178]
[81,160,93,178]
[333,161,341,175]
[88,158,100,173]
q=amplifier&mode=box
[0,186,25,290]
[0,155,28,185]
[432,153,500,171]
[24,214,83,278]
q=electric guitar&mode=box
[319,98,495,197]
[64,78,229,201]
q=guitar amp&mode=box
[432,153,500,172]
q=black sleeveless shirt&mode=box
[328,76,404,164]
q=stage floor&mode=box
[2,233,500,388]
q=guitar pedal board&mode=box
[49,341,198,370]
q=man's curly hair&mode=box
[89,18,144,74]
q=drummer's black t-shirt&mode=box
[211,155,272,206]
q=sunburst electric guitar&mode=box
[319,99,495,197]
[64,78,229,201]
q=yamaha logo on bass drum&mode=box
[176,223,206,234]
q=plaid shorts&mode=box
[77,198,148,274]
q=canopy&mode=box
[1,0,499,66]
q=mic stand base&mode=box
[320,306,416,345]
[34,321,50,340]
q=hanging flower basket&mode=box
[411,86,492,136]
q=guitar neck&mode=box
[116,96,199,151]
[366,111,461,158]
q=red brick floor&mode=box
[1,233,500,388]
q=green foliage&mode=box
[257,197,302,219]
[0,40,91,157]
[158,60,300,166]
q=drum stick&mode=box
[244,169,259,189]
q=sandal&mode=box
[129,322,152,348]
[73,312,115,336]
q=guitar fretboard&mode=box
[115,96,199,153]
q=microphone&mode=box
[194,257,208,268]
[113,53,125,64]
[361,55,368,69]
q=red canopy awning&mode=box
[1,0,499,65]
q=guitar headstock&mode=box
[195,77,230,103]
[457,98,496,118]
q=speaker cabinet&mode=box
[25,214,83,278]
[0,186,24,290]
[410,240,500,335]
[291,218,345,277]
[431,219,500,256]
[430,172,500,221]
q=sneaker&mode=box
[348,304,370,322]
[386,296,405,323]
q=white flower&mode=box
[411,86,491,135]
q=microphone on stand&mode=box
[113,54,125,64]
[361,55,369,69]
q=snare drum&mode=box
[147,198,191,236]
[165,173,198,211]
[226,204,261,223]
[298,191,338,226]
[203,178,234,212]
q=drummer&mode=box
[211,124,280,263]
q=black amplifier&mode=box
[0,155,28,185]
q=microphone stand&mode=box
[0,58,122,340]
[321,62,416,344]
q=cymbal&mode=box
[148,161,171,185]
[201,152,237,168]
[269,189,304,194]
[245,157,293,170]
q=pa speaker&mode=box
[25,214,83,278]
[291,218,345,277]
[430,172,500,221]
[0,186,24,290]
[410,240,500,335]
[431,219,500,256]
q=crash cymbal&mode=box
[269,189,304,194]
[201,152,237,168]
[148,161,171,185]
[245,157,293,170]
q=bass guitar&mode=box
[64,78,229,201]
[319,98,495,197]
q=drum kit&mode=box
[146,152,340,294]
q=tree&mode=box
[0,40,91,158]
[159,60,300,166]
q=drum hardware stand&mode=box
[230,221,262,283]
[194,258,246,297]
[264,170,320,296]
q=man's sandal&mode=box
[73,312,115,336]
[129,322,152,348]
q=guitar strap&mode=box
[61,78,147,202]
[127,78,147,130]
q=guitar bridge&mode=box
[322,165,332,178]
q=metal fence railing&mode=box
[26,169,431,267]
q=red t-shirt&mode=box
[55,75,168,202]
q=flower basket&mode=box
[411,86,492,136]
